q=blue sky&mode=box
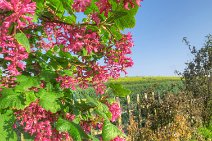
[125,0,212,76]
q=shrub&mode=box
[178,35,212,125]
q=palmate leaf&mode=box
[0,111,17,141]
[0,89,25,110]
[56,118,89,141]
[105,3,138,31]
[37,89,61,113]
[102,121,126,141]
[25,91,37,106]
[15,75,40,92]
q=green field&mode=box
[110,76,181,83]
[109,76,184,96]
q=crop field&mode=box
[110,76,181,83]
[109,76,184,96]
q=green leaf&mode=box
[59,70,73,76]
[102,121,125,141]
[84,0,99,15]
[88,135,99,141]
[15,75,40,92]
[94,102,112,121]
[62,15,76,24]
[82,48,88,56]
[15,32,30,53]
[0,69,2,76]
[106,11,128,23]
[32,14,39,23]
[56,118,89,141]
[37,89,61,113]
[61,0,74,15]
[70,122,89,140]
[108,83,131,97]
[112,5,139,30]
[56,118,72,132]
[39,70,57,82]
[34,0,44,11]
[0,89,25,110]
[0,111,17,141]
[73,91,98,111]
[45,0,65,18]
[22,132,34,141]
[25,91,37,106]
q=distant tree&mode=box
[178,35,212,126]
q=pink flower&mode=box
[112,136,126,141]
[38,25,134,95]
[91,13,101,25]
[117,0,142,10]
[56,75,77,90]
[0,0,36,29]
[15,102,71,141]
[80,121,91,133]
[65,113,75,121]
[96,0,111,17]
[108,102,121,122]
[0,0,36,75]
[72,0,91,12]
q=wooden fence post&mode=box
[136,94,142,128]
[126,95,132,124]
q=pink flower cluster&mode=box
[0,76,16,90]
[65,113,76,121]
[39,23,102,54]
[72,0,91,12]
[0,0,36,75]
[56,75,77,90]
[96,0,112,17]
[105,33,134,78]
[80,121,91,134]
[96,0,142,17]
[108,102,121,122]
[0,0,36,29]
[112,136,126,141]
[71,0,142,17]
[39,22,133,94]
[122,0,142,10]
[15,102,71,141]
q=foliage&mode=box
[0,0,142,140]
[109,76,184,95]
[178,35,212,126]
[198,123,212,140]
[126,92,203,141]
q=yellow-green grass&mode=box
[109,76,181,83]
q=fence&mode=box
[117,92,161,130]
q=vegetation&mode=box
[179,35,212,126]
[109,76,184,95]
[113,35,212,141]
[0,0,142,141]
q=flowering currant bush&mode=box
[0,0,141,140]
